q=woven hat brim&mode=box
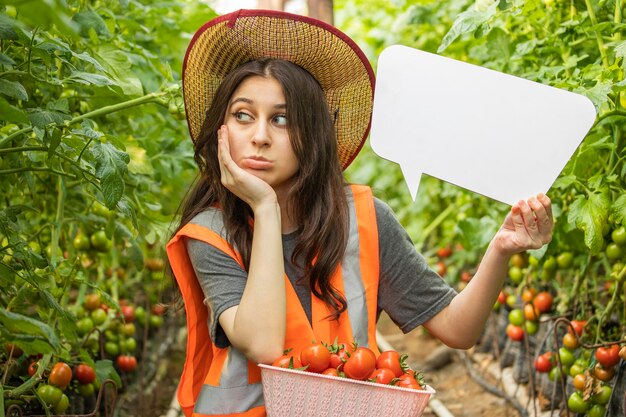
[182,9,375,169]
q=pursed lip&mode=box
[241,155,273,170]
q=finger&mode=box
[529,196,553,242]
[518,199,541,240]
[217,127,235,184]
[510,203,526,231]
[537,193,553,220]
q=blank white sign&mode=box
[370,45,597,205]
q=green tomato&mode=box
[543,256,557,272]
[524,320,539,335]
[91,308,108,326]
[105,341,120,356]
[508,266,523,284]
[90,230,111,252]
[568,391,590,414]
[36,384,63,407]
[121,337,137,353]
[549,366,566,381]
[556,252,573,269]
[77,383,95,397]
[506,294,517,308]
[76,317,94,336]
[559,347,576,367]
[611,226,626,246]
[508,309,525,326]
[591,385,612,405]
[528,255,539,267]
[92,201,114,218]
[73,234,91,251]
[53,394,69,414]
[606,243,623,261]
[149,314,164,328]
[569,363,585,377]
[587,404,606,417]
[134,306,146,324]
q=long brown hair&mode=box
[170,58,349,319]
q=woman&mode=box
[167,9,553,417]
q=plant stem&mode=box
[0,167,76,178]
[584,0,610,68]
[418,203,456,245]
[595,264,626,343]
[49,177,65,269]
[0,145,47,155]
[0,91,167,148]
[6,354,51,398]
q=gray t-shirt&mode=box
[186,198,457,349]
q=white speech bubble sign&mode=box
[370,45,597,206]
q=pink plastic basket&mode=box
[259,364,436,417]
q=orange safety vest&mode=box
[166,185,381,417]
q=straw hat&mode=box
[182,9,375,169]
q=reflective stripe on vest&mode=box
[166,184,380,417]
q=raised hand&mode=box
[492,194,553,257]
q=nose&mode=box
[251,120,271,147]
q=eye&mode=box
[273,114,287,126]
[231,111,253,122]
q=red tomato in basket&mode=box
[322,368,340,377]
[369,368,396,384]
[300,343,331,373]
[272,353,302,369]
[328,344,351,371]
[396,370,422,390]
[343,347,376,380]
[376,350,405,377]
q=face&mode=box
[224,75,299,198]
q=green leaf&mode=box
[0,262,16,286]
[552,174,578,190]
[0,79,28,101]
[73,9,111,38]
[567,190,610,254]
[574,81,612,110]
[0,308,60,353]
[611,194,626,225]
[0,52,16,67]
[614,40,626,59]
[438,2,498,53]
[27,110,71,128]
[92,142,130,209]
[0,96,27,123]
[0,14,18,40]
[67,71,116,87]
[46,127,63,159]
[455,216,499,250]
[95,359,122,388]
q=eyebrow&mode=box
[229,97,287,109]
